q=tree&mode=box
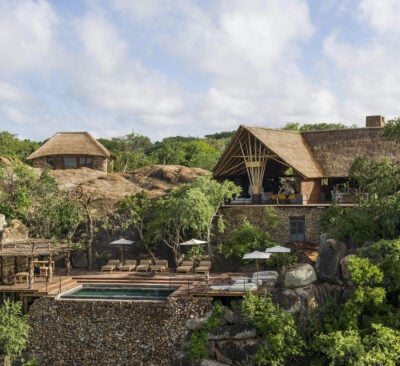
[105,191,156,260]
[99,132,154,172]
[219,217,277,260]
[0,131,39,162]
[69,184,104,270]
[148,175,241,265]
[0,300,30,360]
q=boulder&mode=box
[186,318,208,331]
[283,263,317,288]
[208,324,256,341]
[71,249,88,268]
[215,339,259,365]
[1,219,29,242]
[272,289,302,314]
[294,285,318,316]
[315,235,347,283]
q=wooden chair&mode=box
[176,260,193,273]
[195,260,211,274]
[120,260,137,271]
[150,259,169,272]
[135,259,152,272]
[101,259,120,272]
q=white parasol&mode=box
[179,239,208,246]
[265,245,291,270]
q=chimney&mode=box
[366,115,385,127]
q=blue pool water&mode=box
[60,285,178,301]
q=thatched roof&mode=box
[213,125,400,179]
[302,127,400,177]
[27,132,112,160]
[0,239,70,257]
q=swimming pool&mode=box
[59,284,179,301]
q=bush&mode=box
[0,300,30,360]
[241,292,304,366]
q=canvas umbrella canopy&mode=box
[265,245,291,270]
[265,245,291,253]
[109,238,134,264]
[179,239,208,246]
[243,250,271,272]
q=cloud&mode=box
[0,0,59,74]
[321,1,400,123]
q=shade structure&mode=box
[109,238,134,246]
[179,239,207,246]
[109,238,134,264]
[265,245,291,253]
[243,251,271,279]
[265,245,291,270]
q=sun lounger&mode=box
[195,260,211,274]
[135,259,152,272]
[150,259,169,272]
[101,259,120,272]
[176,260,193,273]
[252,271,278,285]
[120,259,137,271]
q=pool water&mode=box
[60,285,178,301]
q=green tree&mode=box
[219,211,278,260]
[0,131,39,161]
[242,292,304,366]
[99,132,154,172]
[383,117,400,140]
[148,175,240,265]
[0,300,30,360]
[105,191,156,260]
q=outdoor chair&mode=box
[135,259,152,272]
[150,259,169,272]
[14,272,29,285]
[101,259,120,272]
[120,259,137,271]
[176,260,193,273]
[195,260,211,274]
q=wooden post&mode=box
[28,257,34,289]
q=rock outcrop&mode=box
[315,234,347,283]
[283,263,317,288]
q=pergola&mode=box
[0,239,71,289]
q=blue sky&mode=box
[1,0,400,142]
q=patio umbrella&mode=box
[179,239,207,246]
[109,238,134,264]
[243,250,271,273]
[265,245,291,270]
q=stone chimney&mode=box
[366,115,385,127]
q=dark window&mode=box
[290,217,305,243]
[47,157,93,169]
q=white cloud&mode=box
[0,0,59,74]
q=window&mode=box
[290,217,305,243]
[47,157,93,169]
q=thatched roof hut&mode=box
[27,132,114,172]
[213,116,399,204]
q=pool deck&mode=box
[0,269,260,299]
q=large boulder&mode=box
[272,288,302,314]
[1,219,29,243]
[315,234,347,283]
[284,263,317,288]
[71,249,88,268]
[215,339,259,365]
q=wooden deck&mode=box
[0,269,254,299]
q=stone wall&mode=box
[218,205,324,244]
[28,296,213,366]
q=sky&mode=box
[1,0,400,142]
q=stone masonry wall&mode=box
[28,296,212,366]
[218,205,324,244]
